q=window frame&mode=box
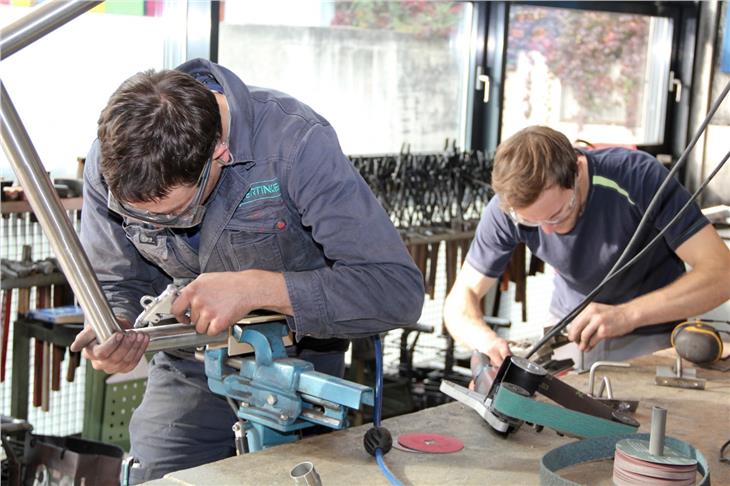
[470,0,699,168]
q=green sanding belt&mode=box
[492,384,638,438]
[539,433,710,486]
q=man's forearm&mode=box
[444,288,499,353]
[239,270,294,316]
[623,265,730,330]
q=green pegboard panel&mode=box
[100,378,146,452]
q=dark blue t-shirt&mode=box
[467,148,709,334]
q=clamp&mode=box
[204,317,374,452]
[133,284,180,328]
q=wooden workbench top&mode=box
[147,351,729,485]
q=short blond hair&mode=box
[492,126,577,210]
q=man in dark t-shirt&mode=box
[444,126,730,367]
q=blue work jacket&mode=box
[80,59,424,341]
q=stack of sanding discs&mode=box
[613,438,698,486]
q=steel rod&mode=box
[1,85,220,349]
[1,82,120,342]
[138,325,228,352]
[0,0,102,61]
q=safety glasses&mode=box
[107,157,212,228]
[508,184,578,228]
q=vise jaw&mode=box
[205,319,373,444]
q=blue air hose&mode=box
[363,334,403,486]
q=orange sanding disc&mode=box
[397,433,464,454]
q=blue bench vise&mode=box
[204,318,374,452]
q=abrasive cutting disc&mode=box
[397,433,464,454]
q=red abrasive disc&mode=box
[397,433,464,454]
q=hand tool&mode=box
[1,289,11,382]
[65,350,80,383]
[41,340,50,412]
[39,285,52,412]
[133,283,180,328]
[51,345,64,391]
[441,354,639,438]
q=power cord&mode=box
[363,334,403,486]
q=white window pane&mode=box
[218,1,473,154]
[502,6,673,146]
[1,3,168,180]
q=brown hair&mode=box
[97,69,221,203]
[492,126,577,209]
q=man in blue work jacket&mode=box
[70,59,425,483]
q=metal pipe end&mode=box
[290,461,321,486]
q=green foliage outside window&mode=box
[331,0,464,39]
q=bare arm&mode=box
[443,261,511,365]
[570,225,730,350]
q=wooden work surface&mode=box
[147,351,729,485]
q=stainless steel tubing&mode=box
[138,325,228,352]
[0,82,120,343]
[290,461,322,486]
[0,0,102,61]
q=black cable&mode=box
[608,80,730,279]
[526,80,730,359]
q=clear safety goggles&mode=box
[107,157,212,229]
[507,184,577,228]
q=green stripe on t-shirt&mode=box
[593,175,635,205]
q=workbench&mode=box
[147,351,729,485]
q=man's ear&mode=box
[213,141,230,165]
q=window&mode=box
[0,1,171,179]
[217,1,474,154]
[501,5,673,145]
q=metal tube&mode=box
[1,83,120,342]
[290,461,322,486]
[588,361,630,395]
[649,406,667,456]
[137,324,228,352]
[0,0,102,61]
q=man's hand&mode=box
[478,335,512,367]
[69,318,149,374]
[171,270,293,336]
[567,302,635,352]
